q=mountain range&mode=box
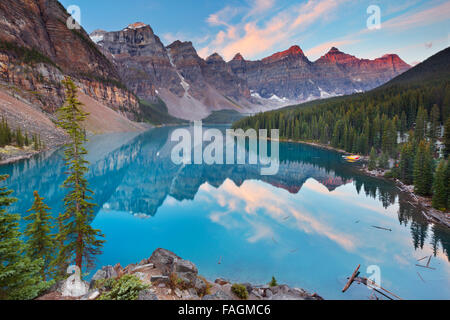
[92,23,411,120]
[0,0,411,138]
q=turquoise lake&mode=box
[1,126,449,300]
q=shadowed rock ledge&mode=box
[38,248,323,301]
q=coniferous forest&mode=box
[234,47,450,211]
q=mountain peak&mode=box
[262,45,306,63]
[206,52,225,63]
[328,47,341,54]
[318,47,357,64]
[232,53,245,61]
[125,22,149,30]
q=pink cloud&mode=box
[200,0,348,60]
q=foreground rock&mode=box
[38,248,322,301]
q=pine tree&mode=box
[23,191,55,281]
[414,107,427,142]
[15,127,24,148]
[0,175,46,300]
[444,117,450,158]
[428,104,440,143]
[378,152,389,169]
[432,160,448,211]
[399,142,415,185]
[368,147,377,171]
[55,78,105,274]
[413,141,434,196]
[52,212,69,279]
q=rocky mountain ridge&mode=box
[94,23,411,120]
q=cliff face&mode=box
[97,27,253,120]
[0,0,140,121]
[99,23,184,101]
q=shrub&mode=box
[269,276,278,287]
[99,275,149,300]
[196,276,212,297]
[231,284,248,300]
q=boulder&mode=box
[148,248,179,275]
[150,275,170,284]
[194,277,207,295]
[203,290,233,300]
[90,265,118,289]
[138,289,158,301]
[149,248,198,285]
[215,278,229,285]
[80,290,100,301]
[241,283,253,294]
[91,266,118,282]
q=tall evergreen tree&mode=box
[399,142,415,185]
[55,78,105,274]
[414,107,427,142]
[0,175,46,300]
[368,147,377,171]
[428,104,440,143]
[444,117,450,158]
[413,141,434,196]
[23,191,55,281]
[432,160,448,211]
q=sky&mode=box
[59,0,450,64]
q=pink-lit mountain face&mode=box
[228,46,411,101]
[95,23,411,119]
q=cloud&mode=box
[207,6,243,27]
[381,1,450,32]
[200,0,349,60]
[246,0,276,17]
[203,179,357,250]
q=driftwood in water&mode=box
[354,277,403,300]
[372,225,392,232]
[342,265,403,300]
[342,265,361,293]
[416,264,436,270]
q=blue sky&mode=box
[60,0,450,64]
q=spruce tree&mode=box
[23,191,55,281]
[414,107,427,142]
[413,141,434,196]
[55,78,105,273]
[399,142,415,185]
[368,147,377,171]
[432,160,448,211]
[378,152,389,169]
[444,118,450,158]
[428,104,440,143]
[0,175,46,300]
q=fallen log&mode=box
[342,265,361,293]
[416,264,436,270]
[372,225,392,232]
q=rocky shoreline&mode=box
[38,248,323,301]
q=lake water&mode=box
[1,126,449,300]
